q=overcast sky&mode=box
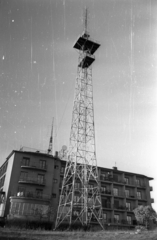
[0,0,157,210]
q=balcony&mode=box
[113,191,125,198]
[18,177,46,186]
[101,189,112,195]
[124,180,146,188]
[126,195,136,199]
[124,180,136,186]
[21,163,47,172]
[114,205,126,211]
[151,198,154,203]
[102,203,113,210]
[136,183,146,188]
[150,186,153,191]
[11,191,50,201]
[113,178,125,185]
[100,175,113,182]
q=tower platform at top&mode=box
[73,32,100,55]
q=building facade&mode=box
[0,148,154,228]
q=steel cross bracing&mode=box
[55,35,104,230]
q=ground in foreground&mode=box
[0,229,157,240]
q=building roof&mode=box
[1,149,154,181]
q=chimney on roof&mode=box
[113,166,118,170]
[55,151,58,158]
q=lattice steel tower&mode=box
[55,10,104,229]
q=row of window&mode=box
[22,157,47,169]
[59,183,143,200]
[72,211,132,225]
[100,172,145,186]
[17,187,57,199]
[101,187,143,199]
[20,171,58,184]
[113,214,132,224]
[0,162,8,178]
[10,202,49,216]
[102,198,135,210]
[113,188,142,199]
[18,187,44,198]
[22,157,62,171]
[20,171,45,184]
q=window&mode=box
[37,174,44,184]
[89,184,93,189]
[125,189,129,197]
[2,166,5,175]
[53,179,57,183]
[36,189,43,198]
[102,198,111,208]
[23,203,29,215]
[101,186,106,193]
[136,179,140,186]
[20,171,28,180]
[60,166,65,173]
[54,165,59,169]
[124,178,129,184]
[88,212,92,217]
[114,200,119,209]
[66,185,69,190]
[127,215,132,224]
[113,174,118,182]
[88,197,93,205]
[10,202,16,214]
[1,175,5,186]
[103,213,107,222]
[19,203,24,215]
[15,202,20,214]
[114,214,120,223]
[73,210,79,216]
[113,188,118,196]
[75,182,80,189]
[126,202,131,211]
[74,195,79,202]
[0,191,5,203]
[52,193,56,198]
[137,191,141,199]
[101,173,106,180]
[27,191,34,198]
[17,187,25,196]
[4,162,8,173]
[39,160,46,169]
[60,195,65,202]
[22,157,30,166]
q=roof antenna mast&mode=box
[47,117,54,155]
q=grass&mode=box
[0,228,157,240]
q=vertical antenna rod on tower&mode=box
[55,9,104,230]
[84,7,88,33]
[47,117,54,155]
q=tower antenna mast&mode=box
[55,9,104,230]
[84,7,88,34]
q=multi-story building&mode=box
[0,147,61,223]
[0,147,154,229]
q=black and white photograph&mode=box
[0,0,157,239]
